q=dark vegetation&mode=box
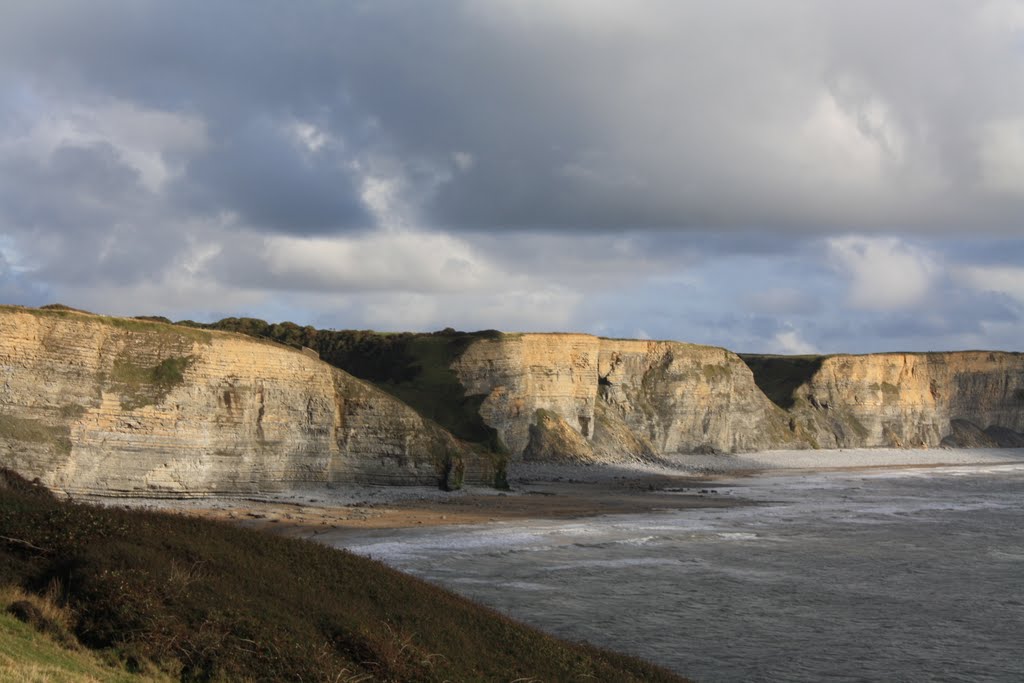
[739,354,826,410]
[179,318,505,451]
[0,469,682,682]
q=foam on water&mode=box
[333,464,1024,682]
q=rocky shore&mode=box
[102,447,1024,537]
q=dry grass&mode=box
[0,468,685,682]
[0,583,162,682]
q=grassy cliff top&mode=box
[0,470,683,682]
[179,318,506,449]
[0,305,214,345]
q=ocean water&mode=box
[332,464,1024,682]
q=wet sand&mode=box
[190,473,746,539]
[111,448,1024,539]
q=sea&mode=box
[331,463,1024,682]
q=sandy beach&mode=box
[97,448,1024,537]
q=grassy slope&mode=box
[0,472,684,682]
[0,606,158,682]
[179,318,504,451]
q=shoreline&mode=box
[97,448,1024,537]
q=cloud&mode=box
[258,231,498,293]
[956,265,1024,304]
[743,288,820,316]
[0,2,1023,352]
[172,117,371,233]
[827,237,939,311]
[771,329,819,355]
[2,2,1023,235]
[977,119,1024,196]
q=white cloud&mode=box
[771,329,819,355]
[795,89,899,189]
[956,265,1024,303]
[262,230,497,293]
[287,120,331,154]
[828,236,939,311]
[4,98,207,192]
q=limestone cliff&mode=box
[6,307,1020,493]
[453,335,1024,458]
[781,352,1024,448]
[0,306,495,496]
[452,334,794,460]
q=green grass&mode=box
[1,305,212,345]
[700,364,732,381]
[0,583,168,682]
[57,405,87,421]
[0,470,685,682]
[0,610,153,682]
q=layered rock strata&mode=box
[453,334,794,461]
[453,335,1024,458]
[3,306,1023,496]
[0,307,492,496]
[786,352,1024,448]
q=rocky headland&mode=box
[2,305,1024,498]
[450,334,1024,460]
[0,306,498,496]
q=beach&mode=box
[100,447,1024,537]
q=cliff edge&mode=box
[453,334,796,461]
[454,336,1024,458]
[0,306,497,496]
[191,319,1024,462]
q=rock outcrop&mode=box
[782,352,1024,449]
[453,334,795,461]
[0,306,496,496]
[3,306,1022,497]
[453,335,1024,459]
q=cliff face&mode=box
[452,334,793,461]
[0,307,493,496]
[453,335,1024,459]
[785,352,1024,448]
[4,307,1022,494]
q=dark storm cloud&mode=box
[4,1,1023,237]
[0,1,1022,351]
[172,118,371,233]
[0,142,144,231]
[0,134,201,287]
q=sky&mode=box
[1,1,1023,353]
